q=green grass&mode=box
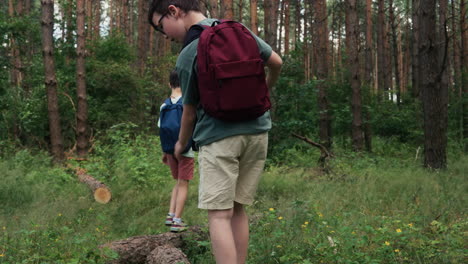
[0,135,466,263]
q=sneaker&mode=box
[170,221,188,233]
[165,215,173,226]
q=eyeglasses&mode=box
[153,11,169,35]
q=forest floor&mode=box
[0,135,466,263]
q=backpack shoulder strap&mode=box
[163,98,172,107]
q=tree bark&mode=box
[412,0,420,97]
[461,0,468,148]
[283,0,290,54]
[389,0,402,104]
[9,0,23,88]
[41,0,64,162]
[250,0,258,34]
[377,0,388,97]
[146,245,190,264]
[364,0,373,151]
[136,0,150,75]
[100,226,207,264]
[222,0,233,19]
[209,0,218,18]
[346,0,364,151]
[237,0,243,23]
[74,167,111,203]
[76,0,89,157]
[419,0,448,169]
[93,0,101,40]
[263,0,272,43]
[314,0,332,149]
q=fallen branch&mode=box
[291,133,334,165]
[101,226,207,264]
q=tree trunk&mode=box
[76,0,89,157]
[74,167,111,203]
[100,226,207,264]
[250,0,258,34]
[278,0,284,54]
[222,0,233,19]
[263,0,272,43]
[41,0,64,162]
[314,0,332,148]
[209,0,218,18]
[377,0,388,97]
[346,0,364,151]
[461,0,468,148]
[284,0,290,54]
[137,0,150,75]
[237,0,243,23]
[93,0,101,40]
[9,0,23,88]
[389,0,401,104]
[364,0,373,151]
[270,0,280,50]
[146,245,190,264]
[452,0,461,90]
[412,0,420,97]
[295,0,301,46]
[419,0,448,169]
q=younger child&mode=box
[158,70,194,233]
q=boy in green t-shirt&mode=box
[149,1,282,263]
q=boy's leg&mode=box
[174,179,189,219]
[208,208,237,264]
[231,202,249,264]
[169,183,178,215]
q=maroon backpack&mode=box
[188,20,271,122]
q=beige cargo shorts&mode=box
[198,132,268,210]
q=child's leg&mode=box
[231,202,249,264]
[169,183,178,215]
[208,208,237,264]
[174,179,189,219]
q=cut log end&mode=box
[94,187,111,204]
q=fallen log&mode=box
[146,245,190,264]
[101,226,207,264]
[69,165,112,204]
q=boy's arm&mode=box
[265,51,283,90]
[174,103,197,160]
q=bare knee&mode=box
[208,208,234,222]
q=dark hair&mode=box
[148,0,201,29]
[169,70,180,88]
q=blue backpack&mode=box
[159,97,192,154]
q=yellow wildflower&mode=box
[384,241,390,246]
[330,230,335,233]
[278,216,283,220]
[396,228,402,233]
[301,224,307,228]
[269,208,275,212]
[96,228,100,232]
[394,249,400,253]
[0,254,4,257]
[352,231,356,235]
[276,245,282,248]
[318,212,323,218]
[408,223,413,227]
[2,226,5,230]
[58,213,62,217]
[304,221,309,225]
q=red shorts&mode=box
[162,153,194,180]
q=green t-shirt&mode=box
[176,18,273,147]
